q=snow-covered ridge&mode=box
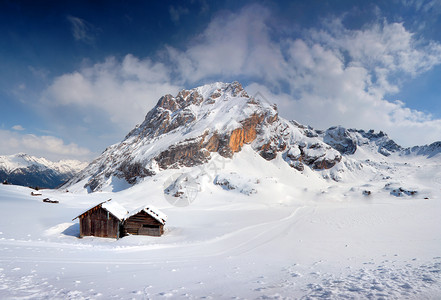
[406,141,441,158]
[322,125,441,158]
[0,153,87,173]
[0,153,88,188]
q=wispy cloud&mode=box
[0,129,91,161]
[401,0,441,13]
[11,125,25,131]
[28,66,49,80]
[67,15,97,44]
[169,5,189,23]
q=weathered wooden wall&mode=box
[79,206,120,238]
[124,211,164,237]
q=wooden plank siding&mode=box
[78,206,121,239]
[123,211,164,237]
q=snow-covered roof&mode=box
[126,205,167,225]
[101,200,129,220]
[73,199,128,221]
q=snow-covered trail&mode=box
[0,183,441,299]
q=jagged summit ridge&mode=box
[323,126,403,157]
[321,125,441,159]
[65,81,342,192]
[125,81,264,141]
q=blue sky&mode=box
[1,0,441,161]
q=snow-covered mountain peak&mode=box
[0,153,87,173]
[127,81,275,140]
[156,81,251,113]
[193,81,249,99]
[65,81,340,192]
[0,153,88,188]
[63,81,441,194]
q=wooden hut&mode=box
[124,205,167,237]
[73,199,128,239]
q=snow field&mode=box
[1,146,441,299]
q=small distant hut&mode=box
[73,199,128,239]
[124,205,167,237]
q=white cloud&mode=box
[0,130,91,161]
[45,4,441,149]
[166,5,441,146]
[279,21,441,146]
[402,0,441,13]
[12,125,25,131]
[44,55,181,130]
[67,15,97,44]
[311,20,441,78]
[166,5,284,85]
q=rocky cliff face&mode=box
[65,82,342,192]
[324,127,357,155]
[405,141,441,158]
[322,126,405,157]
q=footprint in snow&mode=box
[158,292,174,297]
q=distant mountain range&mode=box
[62,81,441,195]
[0,153,88,189]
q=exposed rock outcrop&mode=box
[116,162,155,184]
[324,126,357,155]
[406,141,441,158]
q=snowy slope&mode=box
[0,153,88,188]
[0,146,440,298]
[3,82,439,298]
